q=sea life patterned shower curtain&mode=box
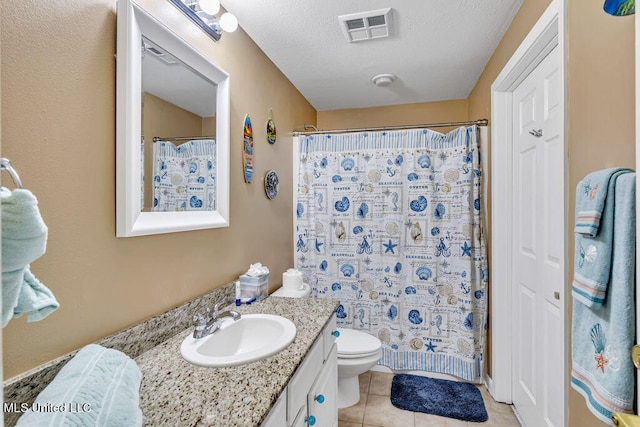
[294,126,488,382]
[152,139,216,212]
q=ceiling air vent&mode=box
[338,8,392,43]
[142,39,177,65]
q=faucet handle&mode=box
[213,303,221,318]
[192,313,207,338]
[193,313,206,331]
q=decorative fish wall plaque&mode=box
[243,114,253,183]
[266,109,276,144]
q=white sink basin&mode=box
[180,313,296,367]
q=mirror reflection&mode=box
[141,37,217,212]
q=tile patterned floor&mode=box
[338,371,521,427]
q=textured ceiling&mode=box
[220,0,523,111]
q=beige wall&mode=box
[566,2,634,426]
[317,99,468,131]
[1,0,315,379]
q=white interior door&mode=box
[511,45,565,427]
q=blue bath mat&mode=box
[390,374,488,422]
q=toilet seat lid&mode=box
[336,328,382,356]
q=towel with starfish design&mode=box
[571,172,635,426]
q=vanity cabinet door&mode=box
[287,337,323,423]
[291,405,308,427]
[307,344,337,427]
[260,389,287,427]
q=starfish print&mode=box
[425,341,437,352]
[594,351,609,373]
[315,239,324,252]
[383,239,398,254]
[461,241,472,257]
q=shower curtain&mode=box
[152,139,216,212]
[294,126,488,382]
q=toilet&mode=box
[272,284,382,408]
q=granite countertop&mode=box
[135,296,339,427]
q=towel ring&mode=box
[0,158,24,189]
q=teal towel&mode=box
[574,168,632,236]
[572,169,633,306]
[571,173,636,425]
[16,344,143,427]
[1,187,59,327]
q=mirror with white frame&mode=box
[116,0,230,237]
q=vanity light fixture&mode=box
[170,0,238,41]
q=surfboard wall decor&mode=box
[243,114,254,183]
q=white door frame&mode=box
[635,6,640,404]
[488,0,568,415]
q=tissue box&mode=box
[239,274,269,301]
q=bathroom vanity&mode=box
[134,296,339,426]
[261,313,337,427]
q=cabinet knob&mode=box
[315,394,325,404]
[332,330,340,337]
[307,415,316,426]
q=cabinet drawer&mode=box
[322,316,338,361]
[287,336,323,423]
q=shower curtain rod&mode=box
[152,135,216,142]
[293,119,488,136]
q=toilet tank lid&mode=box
[335,328,382,355]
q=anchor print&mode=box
[383,277,393,288]
[460,282,471,294]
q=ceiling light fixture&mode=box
[170,0,238,41]
[371,73,396,87]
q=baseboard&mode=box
[484,373,495,397]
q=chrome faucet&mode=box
[192,303,241,339]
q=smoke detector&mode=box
[371,73,396,87]
[338,8,392,42]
